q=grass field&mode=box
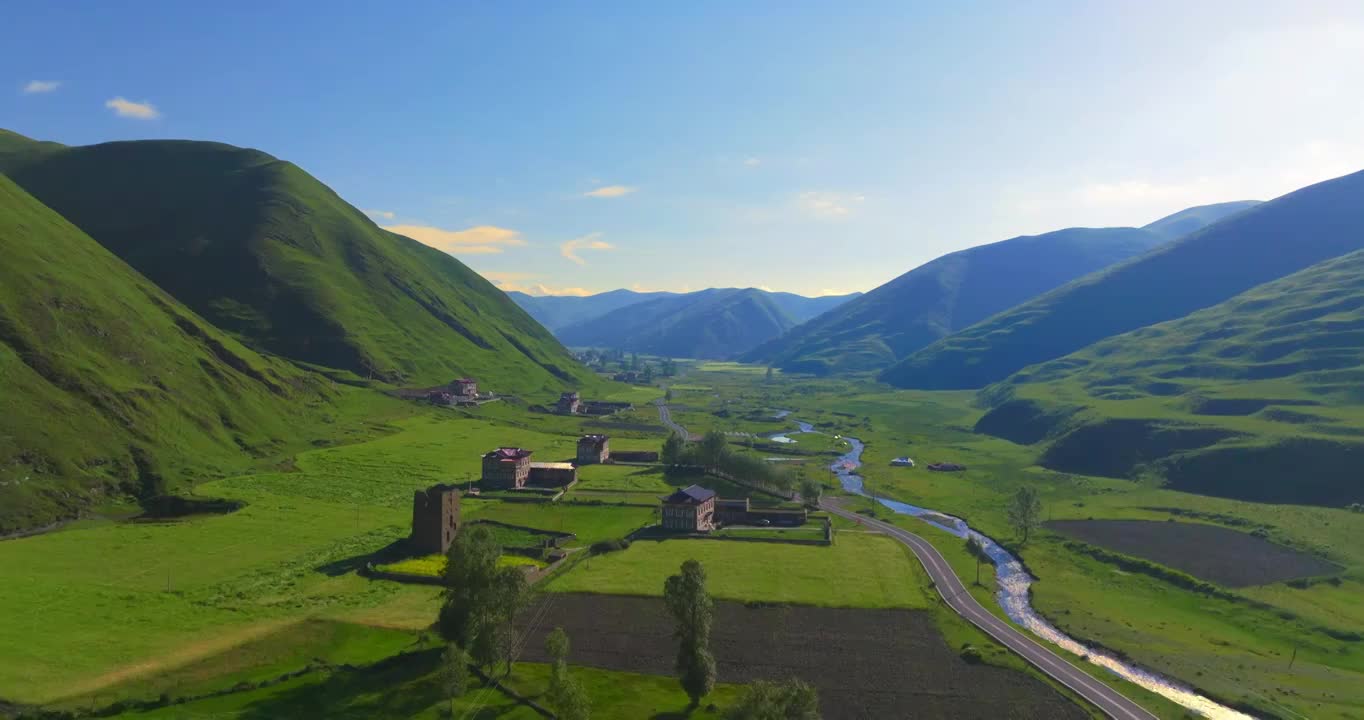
[374,553,547,577]
[547,533,931,609]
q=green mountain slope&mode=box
[1142,200,1261,240]
[0,174,341,533]
[884,170,1364,389]
[976,249,1364,507]
[557,288,799,358]
[0,131,592,392]
[744,226,1172,375]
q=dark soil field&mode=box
[1046,519,1342,587]
[516,594,1087,720]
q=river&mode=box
[781,415,1254,720]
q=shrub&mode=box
[959,645,984,664]
[590,538,631,555]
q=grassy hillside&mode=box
[0,173,346,532]
[883,169,1364,390]
[0,130,594,392]
[558,288,798,358]
[977,248,1364,506]
[1141,200,1260,240]
[746,227,1169,375]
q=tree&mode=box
[699,430,730,472]
[664,560,716,706]
[799,478,822,508]
[764,366,774,384]
[643,364,656,383]
[725,678,820,720]
[630,352,640,371]
[964,536,990,585]
[1006,485,1043,544]
[440,643,470,714]
[665,387,674,402]
[661,432,686,466]
[545,627,591,720]
[437,525,529,674]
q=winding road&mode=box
[820,500,1158,720]
[655,398,699,440]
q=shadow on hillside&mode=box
[314,539,409,577]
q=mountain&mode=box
[0,173,338,532]
[508,289,677,332]
[556,288,809,358]
[976,248,1364,507]
[1141,200,1261,240]
[508,287,858,338]
[0,130,593,392]
[883,170,1364,390]
[744,225,1179,375]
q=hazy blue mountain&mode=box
[507,289,677,332]
[1142,200,1261,240]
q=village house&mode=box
[556,391,582,415]
[482,447,533,489]
[410,483,461,554]
[426,390,456,407]
[528,462,577,487]
[671,488,810,530]
[449,378,478,399]
[661,485,716,532]
[577,434,610,464]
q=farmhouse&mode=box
[557,391,582,415]
[529,462,577,487]
[427,390,456,407]
[449,378,478,399]
[714,496,809,527]
[577,434,610,464]
[890,457,915,467]
[482,447,533,488]
[661,485,716,532]
[411,483,461,554]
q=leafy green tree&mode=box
[799,478,822,508]
[438,525,530,674]
[662,432,686,466]
[725,678,821,720]
[440,643,470,713]
[545,627,591,720]
[664,559,716,706]
[643,364,656,383]
[764,366,774,384]
[699,430,730,472]
[964,536,990,585]
[1006,485,1044,544]
[665,387,674,402]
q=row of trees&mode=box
[660,430,813,500]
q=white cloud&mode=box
[22,80,60,94]
[363,209,396,220]
[560,232,614,265]
[384,224,526,255]
[743,157,761,167]
[583,185,637,198]
[480,271,595,296]
[797,191,865,219]
[105,97,160,119]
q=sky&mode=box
[4,1,1364,297]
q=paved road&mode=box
[655,400,699,440]
[820,501,1157,720]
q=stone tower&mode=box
[411,483,461,554]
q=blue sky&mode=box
[5,1,1364,296]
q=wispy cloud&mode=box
[22,80,60,94]
[105,97,160,119]
[385,224,526,255]
[797,191,865,219]
[583,185,636,198]
[480,271,595,297]
[560,232,614,265]
[743,157,761,167]
[363,208,396,220]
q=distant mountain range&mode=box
[884,171,1364,389]
[742,201,1257,375]
[510,288,861,358]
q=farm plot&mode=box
[1046,519,1343,587]
[514,594,1088,720]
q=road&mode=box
[820,501,1158,720]
[655,400,699,440]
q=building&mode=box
[661,485,716,532]
[715,497,750,525]
[411,484,461,554]
[713,497,808,527]
[577,435,610,464]
[427,391,456,406]
[529,462,578,487]
[556,391,581,415]
[482,447,533,488]
[450,378,478,398]
[890,457,915,467]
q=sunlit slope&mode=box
[0,130,593,391]
[744,227,1169,375]
[0,174,339,532]
[885,169,1364,389]
[979,249,1364,506]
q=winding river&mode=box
[781,416,1254,720]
